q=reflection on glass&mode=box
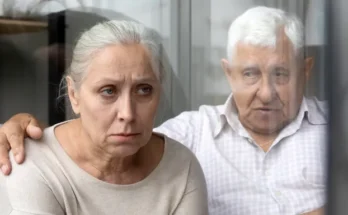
[0,0,328,215]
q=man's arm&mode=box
[0,113,45,175]
[302,207,325,215]
[154,111,201,152]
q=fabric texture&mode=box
[0,123,208,215]
[154,95,328,215]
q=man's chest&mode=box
[195,127,326,215]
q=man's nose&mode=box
[116,94,135,123]
[256,77,276,103]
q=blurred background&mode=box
[6,1,348,214]
[0,0,326,125]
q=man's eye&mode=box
[274,69,288,77]
[272,68,290,84]
[243,69,259,78]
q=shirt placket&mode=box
[261,151,287,214]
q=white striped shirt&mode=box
[154,95,327,215]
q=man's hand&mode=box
[0,113,45,175]
[302,207,325,215]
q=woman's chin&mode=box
[107,142,143,157]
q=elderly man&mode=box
[0,6,326,215]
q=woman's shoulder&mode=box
[6,125,61,176]
[5,124,65,185]
[1,125,73,213]
[163,135,197,161]
[22,125,58,159]
[160,134,203,176]
[157,134,207,195]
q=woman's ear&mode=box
[66,76,80,115]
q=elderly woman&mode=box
[0,20,208,215]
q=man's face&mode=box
[222,32,313,135]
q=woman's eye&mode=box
[136,85,153,95]
[244,72,254,77]
[101,88,115,96]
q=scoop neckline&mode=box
[47,121,169,190]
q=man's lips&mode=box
[254,107,281,111]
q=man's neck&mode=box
[247,129,279,152]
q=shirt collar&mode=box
[213,94,328,138]
[213,93,238,137]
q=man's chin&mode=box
[248,123,284,135]
[253,128,280,135]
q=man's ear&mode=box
[304,57,314,81]
[221,58,230,76]
[221,58,236,91]
[66,76,80,115]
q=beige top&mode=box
[0,124,208,215]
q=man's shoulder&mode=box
[305,97,328,125]
[180,104,225,121]
[162,104,224,125]
[198,104,225,114]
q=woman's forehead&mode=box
[92,44,152,67]
[86,44,156,79]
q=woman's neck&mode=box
[55,120,164,184]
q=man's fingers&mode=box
[26,124,43,140]
[0,113,43,166]
[26,115,44,140]
[3,123,25,164]
[0,133,12,175]
[8,134,25,164]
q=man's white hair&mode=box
[227,6,304,62]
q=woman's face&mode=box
[68,44,161,157]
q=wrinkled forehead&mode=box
[85,44,157,81]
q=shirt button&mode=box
[275,191,282,197]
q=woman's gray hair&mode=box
[67,20,165,88]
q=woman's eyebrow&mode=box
[132,76,158,83]
[92,76,157,85]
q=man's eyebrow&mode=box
[241,65,260,70]
[270,63,289,70]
